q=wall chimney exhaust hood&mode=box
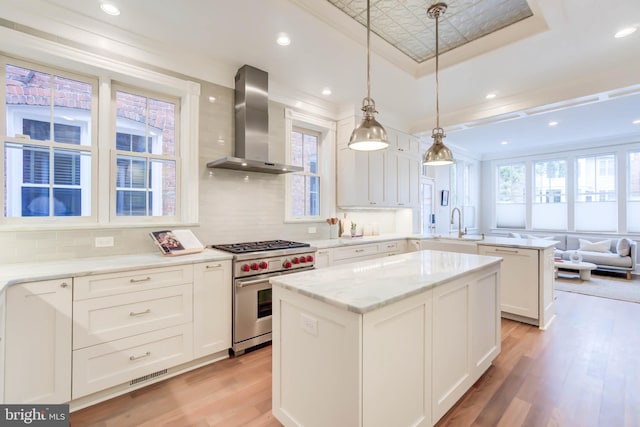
[207,65,303,174]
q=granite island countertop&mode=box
[270,250,502,314]
[0,248,233,292]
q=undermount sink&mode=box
[436,234,485,241]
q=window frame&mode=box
[109,83,181,224]
[284,108,335,223]
[0,42,199,230]
[1,56,98,226]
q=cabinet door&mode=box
[383,152,398,205]
[432,278,471,422]
[315,249,332,268]
[5,279,72,404]
[369,151,385,206]
[193,261,232,358]
[478,245,539,319]
[337,147,369,206]
[397,154,411,206]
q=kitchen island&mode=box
[270,250,503,427]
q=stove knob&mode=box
[283,261,292,269]
[307,255,314,262]
[292,257,300,264]
[251,263,259,270]
[259,261,268,269]
[299,256,307,263]
[241,264,250,272]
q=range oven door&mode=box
[234,273,277,345]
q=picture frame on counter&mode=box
[441,190,449,206]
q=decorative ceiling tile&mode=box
[327,0,533,63]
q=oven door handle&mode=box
[235,274,281,288]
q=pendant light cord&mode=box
[366,0,371,102]
[435,9,440,129]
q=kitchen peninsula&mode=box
[271,250,502,427]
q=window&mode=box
[284,109,335,222]
[289,127,320,218]
[2,52,198,227]
[627,151,640,232]
[113,88,178,218]
[449,160,478,231]
[575,154,616,231]
[3,61,95,219]
[495,163,526,228]
[532,159,567,230]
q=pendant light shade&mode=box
[423,2,454,166]
[349,0,388,151]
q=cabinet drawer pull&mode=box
[398,148,404,152]
[206,263,222,269]
[494,248,519,254]
[387,244,395,248]
[355,249,365,253]
[129,351,151,361]
[370,202,377,205]
[60,282,69,288]
[129,309,151,317]
[130,276,151,283]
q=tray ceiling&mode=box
[327,0,533,62]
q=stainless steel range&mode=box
[211,240,316,355]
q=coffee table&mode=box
[554,260,597,280]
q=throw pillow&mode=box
[508,232,521,238]
[616,238,631,257]
[578,238,611,253]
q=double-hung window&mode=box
[575,154,616,231]
[628,151,640,232]
[289,127,320,218]
[3,60,96,221]
[113,87,178,219]
[495,162,526,228]
[532,159,567,230]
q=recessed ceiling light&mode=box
[208,96,216,103]
[276,33,291,46]
[485,93,497,99]
[548,121,559,127]
[615,27,637,38]
[633,119,640,125]
[100,2,120,16]
[322,88,332,96]
[500,141,508,145]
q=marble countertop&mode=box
[270,250,502,314]
[305,233,557,250]
[0,248,233,292]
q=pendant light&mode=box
[348,0,389,151]
[423,2,454,166]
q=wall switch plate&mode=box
[300,313,318,336]
[308,227,317,234]
[95,236,114,247]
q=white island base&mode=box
[271,251,502,427]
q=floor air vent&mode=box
[130,369,168,386]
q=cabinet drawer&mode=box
[72,324,193,399]
[378,241,401,254]
[74,265,193,300]
[332,244,378,261]
[73,284,193,349]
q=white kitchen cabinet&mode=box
[332,243,380,265]
[4,278,72,404]
[407,239,421,252]
[337,126,420,208]
[315,248,333,268]
[477,244,555,329]
[431,270,500,422]
[193,260,232,358]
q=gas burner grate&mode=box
[211,240,310,254]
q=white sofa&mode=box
[508,233,637,280]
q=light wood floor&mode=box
[71,291,640,427]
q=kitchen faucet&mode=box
[450,207,467,238]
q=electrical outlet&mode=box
[95,236,114,247]
[308,227,317,234]
[300,313,318,336]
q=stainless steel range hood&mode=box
[207,65,303,174]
